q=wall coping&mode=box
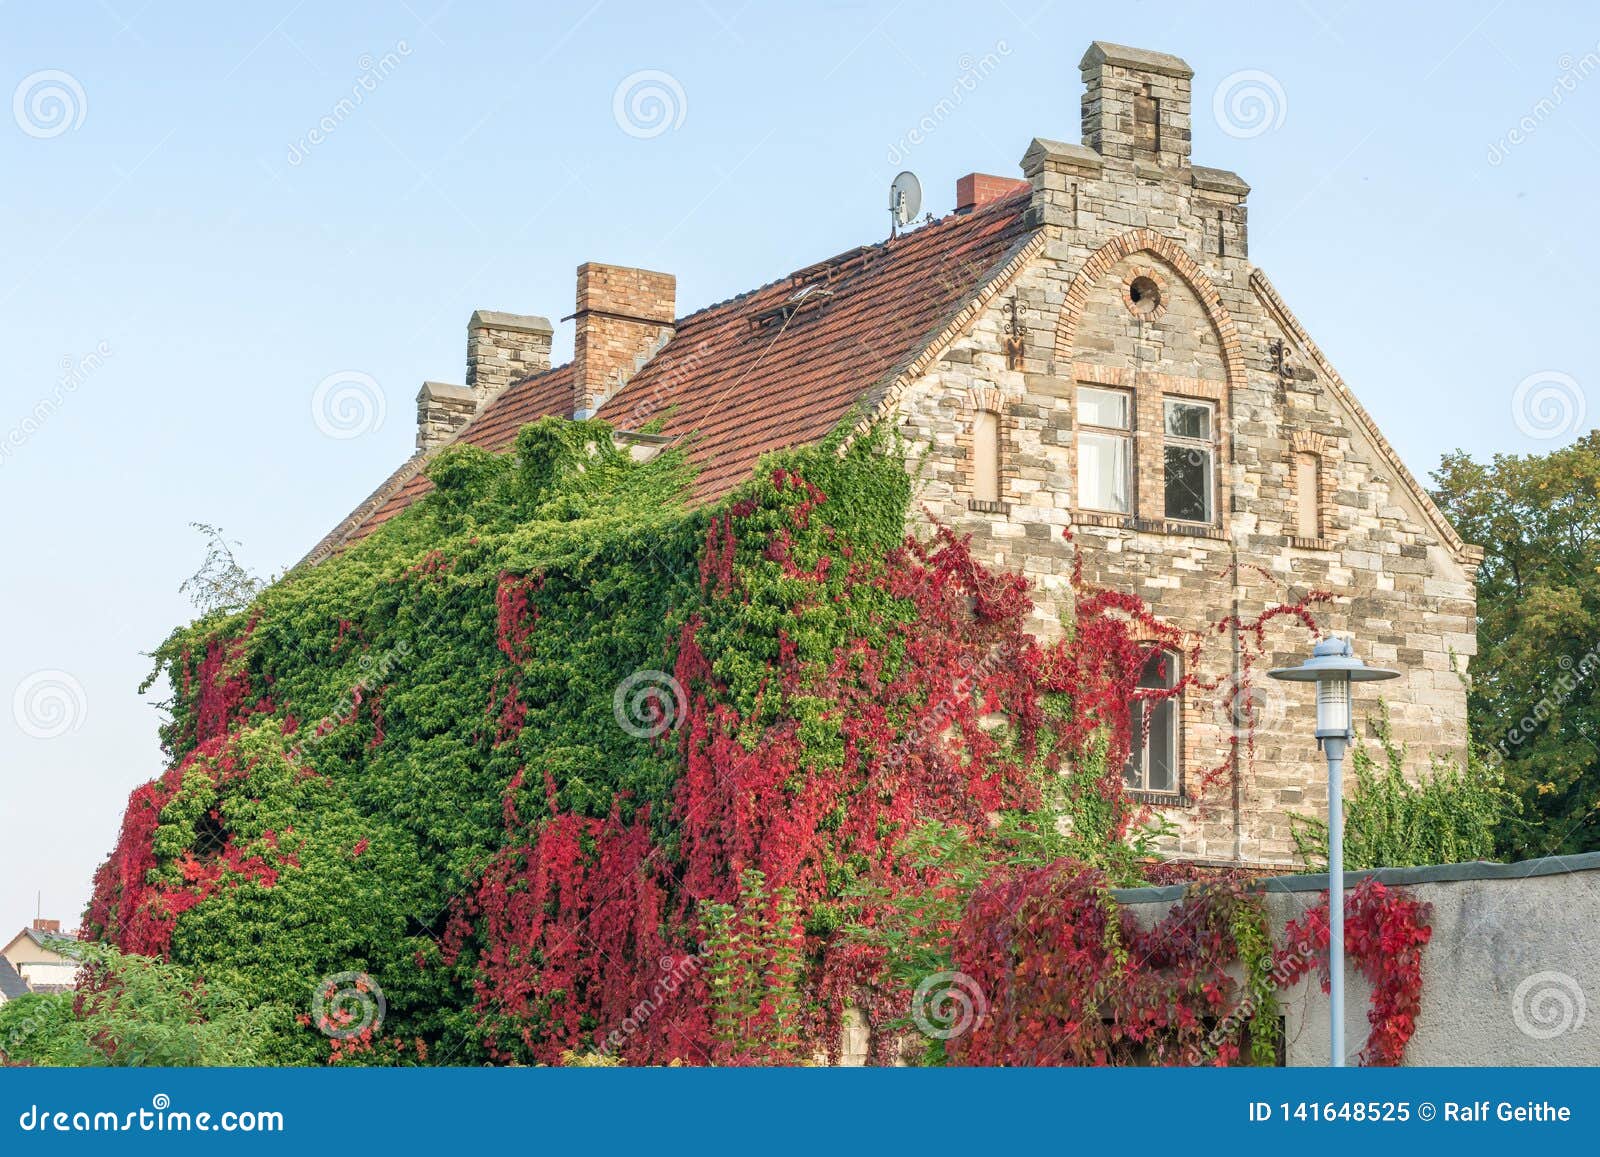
[1110,852,1600,905]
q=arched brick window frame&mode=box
[962,386,1009,513]
[1122,619,1195,807]
[1052,228,1247,388]
[1289,429,1336,549]
[1053,230,1247,536]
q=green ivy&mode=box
[1291,704,1517,871]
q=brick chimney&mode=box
[955,173,1030,214]
[1079,41,1192,169]
[32,918,60,934]
[466,310,553,407]
[570,263,675,418]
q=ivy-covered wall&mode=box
[84,415,1423,1066]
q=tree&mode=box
[0,943,266,1066]
[1432,432,1600,857]
[178,522,263,615]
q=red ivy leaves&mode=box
[1278,879,1432,1065]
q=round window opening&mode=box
[1128,275,1162,317]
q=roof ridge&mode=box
[671,189,1031,329]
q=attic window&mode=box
[1128,276,1161,316]
[747,283,834,331]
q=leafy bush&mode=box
[1291,707,1515,870]
[0,943,265,1066]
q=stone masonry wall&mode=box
[891,43,1479,867]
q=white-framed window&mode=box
[1076,386,1132,514]
[1163,398,1214,524]
[1125,649,1180,795]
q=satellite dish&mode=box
[889,170,922,235]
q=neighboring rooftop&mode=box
[0,958,28,1001]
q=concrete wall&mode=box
[1113,854,1600,1065]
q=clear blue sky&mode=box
[3,0,1596,930]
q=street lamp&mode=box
[1268,636,1400,1067]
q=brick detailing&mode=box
[956,386,1012,507]
[572,263,676,418]
[1288,429,1336,548]
[1120,265,1170,322]
[1052,228,1246,392]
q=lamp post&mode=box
[1268,636,1400,1067]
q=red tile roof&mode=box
[317,192,1036,556]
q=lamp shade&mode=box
[1266,636,1402,684]
[1268,637,1401,740]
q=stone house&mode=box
[306,42,1479,868]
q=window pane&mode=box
[1077,387,1130,429]
[1146,699,1176,792]
[1164,399,1212,440]
[1123,702,1145,787]
[1164,444,1213,522]
[1139,649,1176,689]
[1079,431,1130,512]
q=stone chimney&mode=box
[570,263,675,418]
[1079,41,1192,169]
[415,311,554,451]
[466,310,554,406]
[416,381,477,450]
